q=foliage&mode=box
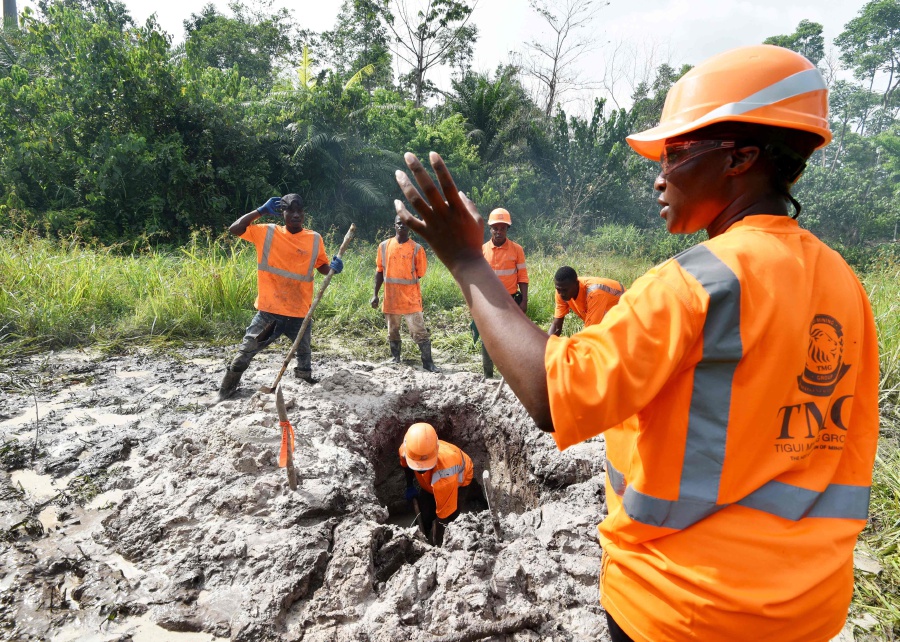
[763,19,825,65]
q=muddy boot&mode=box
[481,343,494,379]
[418,341,440,373]
[217,367,244,401]
[293,368,317,384]
[390,340,402,363]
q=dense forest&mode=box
[0,0,898,259]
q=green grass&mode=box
[1,229,899,636]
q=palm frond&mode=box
[343,64,375,91]
[297,45,316,90]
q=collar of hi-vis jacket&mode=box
[257,225,321,282]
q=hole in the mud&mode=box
[369,399,540,528]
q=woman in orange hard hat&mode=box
[399,422,474,546]
[392,45,879,642]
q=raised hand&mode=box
[257,196,283,216]
[394,152,485,274]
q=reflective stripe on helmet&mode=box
[258,225,319,282]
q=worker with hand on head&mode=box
[399,422,473,547]
[217,194,343,400]
[548,266,625,337]
[371,215,438,372]
[477,208,528,378]
[391,45,879,642]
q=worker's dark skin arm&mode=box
[371,271,384,308]
[395,152,553,431]
[229,210,264,236]
[518,282,529,313]
[548,317,564,337]
[316,264,330,276]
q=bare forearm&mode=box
[452,260,552,430]
[229,210,262,236]
[374,271,384,297]
[548,317,564,337]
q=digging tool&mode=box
[259,223,357,394]
[482,470,503,540]
[491,376,506,408]
[411,497,427,537]
[275,384,298,490]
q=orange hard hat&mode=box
[403,423,438,471]
[626,45,832,161]
[488,208,512,227]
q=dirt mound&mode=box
[0,347,608,641]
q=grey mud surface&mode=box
[0,346,610,641]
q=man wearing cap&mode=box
[399,422,474,546]
[371,215,439,372]
[217,194,344,400]
[393,45,878,642]
[548,266,625,336]
[478,208,528,377]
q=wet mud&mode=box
[1,346,609,641]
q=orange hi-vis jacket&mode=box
[482,239,528,295]
[544,216,879,642]
[377,237,427,315]
[399,440,474,518]
[554,277,625,328]
[239,224,329,318]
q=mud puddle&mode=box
[1,345,608,640]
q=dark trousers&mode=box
[229,310,312,373]
[606,613,635,642]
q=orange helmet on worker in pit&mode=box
[626,45,832,162]
[487,208,512,227]
[403,422,439,471]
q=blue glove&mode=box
[405,486,418,501]
[257,197,282,216]
[329,256,344,274]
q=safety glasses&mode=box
[660,140,736,175]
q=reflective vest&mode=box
[377,238,427,315]
[545,216,879,642]
[482,239,528,295]
[399,440,474,518]
[239,224,328,317]
[554,277,624,327]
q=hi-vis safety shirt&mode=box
[399,440,474,518]
[545,216,879,642]
[377,238,427,315]
[482,239,528,295]
[554,277,625,328]
[239,224,329,318]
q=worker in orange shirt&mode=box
[371,215,438,372]
[400,422,474,546]
[478,208,528,377]
[548,266,624,336]
[393,45,879,642]
[217,194,343,400]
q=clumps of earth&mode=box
[0,346,609,641]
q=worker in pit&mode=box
[399,422,473,546]
[217,194,343,400]
[392,45,879,642]
[476,208,528,378]
[371,215,439,372]
[547,266,625,336]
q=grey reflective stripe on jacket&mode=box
[431,463,465,484]
[605,245,869,529]
[380,240,420,285]
[586,282,624,297]
[258,225,320,282]
[494,267,517,276]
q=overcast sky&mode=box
[20,0,872,109]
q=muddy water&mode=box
[1,346,609,641]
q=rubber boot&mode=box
[217,367,244,401]
[293,367,316,384]
[390,340,402,364]
[481,343,494,379]
[418,341,440,372]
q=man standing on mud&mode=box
[371,215,438,372]
[217,194,343,400]
[547,266,624,336]
[391,45,879,642]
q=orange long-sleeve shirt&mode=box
[482,239,528,295]
[376,238,427,315]
[399,440,474,518]
[554,277,625,327]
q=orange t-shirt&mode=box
[482,239,528,295]
[554,277,624,327]
[399,440,474,518]
[239,224,329,317]
[544,216,879,642]
[376,238,427,315]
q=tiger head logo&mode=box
[798,314,851,397]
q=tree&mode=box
[522,0,605,117]
[3,0,16,30]
[379,0,478,107]
[763,19,825,66]
[835,0,900,112]
[322,0,392,91]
